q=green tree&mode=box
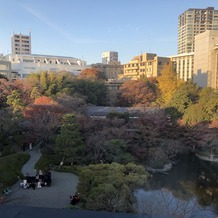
[77,162,148,212]
[30,86,42,99]
[39,71,49,91]
[183,87,218,125]
[55,113,84,164]
[6,90,24,113]
[25,71,74,97]
[168,81,199,118]
[157,62,182,106]
[71,79,108,105]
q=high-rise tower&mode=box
[178,7,218,54]
[11,32,31,55]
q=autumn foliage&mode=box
[78,67,103,80]
[117,78,158,107]
[33,96,57,105]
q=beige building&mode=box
[11,32,31,55]
[120,53,170,80]
[178,7,218,54]
[193,30,218,89]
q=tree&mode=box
[33,96,57,105]
[117,78,158,107]
[0,108,22,148]
[56,93,87,114]
[78,67,104,80]
[71,79,108,105]
[30,86,41,100]
[128,110,185,166]
[23,97,63,145]
[0,79,11,108]
[24,71,75,97]
[157,62,183,106]
[6,90,25,113]
[55,113,84,164]
[183,87,218,125]
[77,162,148,213]
[168,81,199,118]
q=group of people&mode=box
[22,142,32,152]
[20,170,51,190]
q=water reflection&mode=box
[134,189,216,218]
[135,155,218,217]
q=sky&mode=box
[1,0,218,65]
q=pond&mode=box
[134,154,218,217]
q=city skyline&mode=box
[1,0,218,65]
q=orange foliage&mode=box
[78,68,101,80]
[33,96,57,105]
[209,118,218,128]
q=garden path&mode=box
[3,144,79,208]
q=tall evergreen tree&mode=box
[55,113,84,164]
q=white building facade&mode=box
[3,54,87,79]
[170,53,194,81]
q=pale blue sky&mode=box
[1,0,218,64]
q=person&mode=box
[22,143,25,151]
[70,193,80,205]
[29,142,32,150]
[20,179,28,189]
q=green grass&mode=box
[55,165,83,176]
[0,153,30,194]
[35,153,63,172]
[35,153,83,175]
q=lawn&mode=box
[0,153,30,189]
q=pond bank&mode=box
[146,162,173,174]
[196,153,218,163]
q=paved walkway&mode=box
[3,145,79,208]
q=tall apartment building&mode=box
[178,7,218,54]
[102,51,118,64]
[172,7,218,82]
[120,53,170,80]
[11,32,31,55]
